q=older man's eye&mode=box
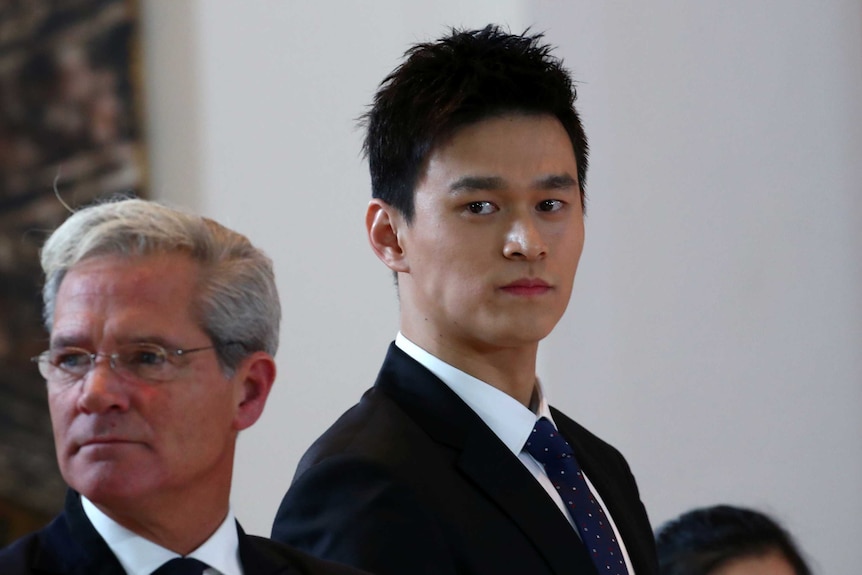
[53,350,90,370]
[122,345,168,366]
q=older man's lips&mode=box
[77,437,138,451]
[500,278,552,296]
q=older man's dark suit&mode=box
[0,490,367,575]
[272,343,658,575]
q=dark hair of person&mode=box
[655,505,812,575]
[361,24,589,222]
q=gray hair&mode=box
[41,197,280,372]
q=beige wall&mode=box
[142,3,862,573]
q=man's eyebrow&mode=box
[128,335,177,348]
[449,173,578,194]
[537,173,578,190]
[48,332,81,348]
[449,176,505,193]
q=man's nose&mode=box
[76,359,131,414]
[503,215,548,260]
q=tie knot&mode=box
[151,557,210,575]
[524,417,574,465]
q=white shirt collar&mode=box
[395,332,556,454]
[81,496,243,575]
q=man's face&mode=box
[47,252,248,513]
[711,551,798,575]
[390,113,585,356]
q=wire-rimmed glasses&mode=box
[31,342,231,385]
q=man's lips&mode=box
[499,278,552,296]
[77,437,140,451]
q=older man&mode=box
[0,198,366,575]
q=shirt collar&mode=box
[81,496,242,575]
[395,332,556,455]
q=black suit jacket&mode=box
[0,490,368,575]
[272,343,658,575]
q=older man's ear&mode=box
[233,351,277,431]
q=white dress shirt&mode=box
[81,496,243,575]
[395,332,635,575]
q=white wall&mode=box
[142,3,862,573]
[534,4,862,574]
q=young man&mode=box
[0,198,367,575]
[272,26,658,575]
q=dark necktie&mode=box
[524,417,629,575]
[151,557,210,575]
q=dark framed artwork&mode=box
[0,0,146,544]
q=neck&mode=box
[92,477,232,555]
[402,330,540,407]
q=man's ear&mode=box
[366,199,410,273]
[232,352,276,431]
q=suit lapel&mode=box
[456,431,597,574]
[237,522,293,575]
[378,344,597,575]
[35,490,126,575]
[553,409,655,575]
[36,495,296,575]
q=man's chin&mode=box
[65,462,153,505]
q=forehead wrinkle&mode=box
[50,255,205,351]
[49,323,185,351]
[49,301,101,350]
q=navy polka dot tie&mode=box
[151,557,210,575]
[524,417,629,575]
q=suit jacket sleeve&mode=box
[272,454,460,575]
[240,529,373,575]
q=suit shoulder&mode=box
[297,386,429,471]
[549,406,638,480]
[0,529,47,574]
[244,534,371,574]
[551,407,624,452]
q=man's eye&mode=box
[125,348,167,366]
[537,199,564,213]
[53,351,90,369]
[466,201,496,215]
